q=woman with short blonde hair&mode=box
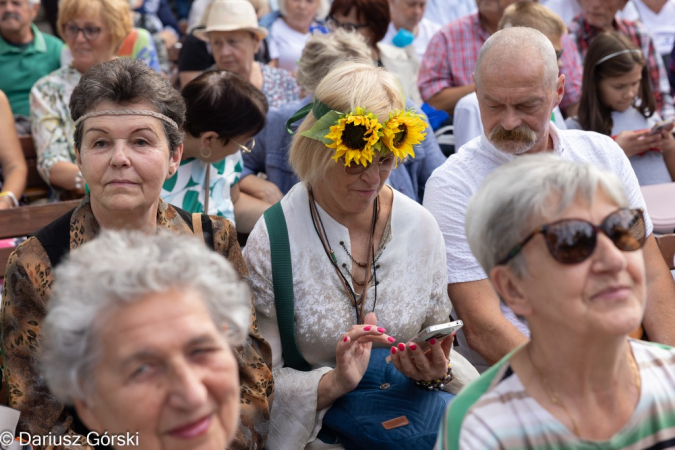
[244,60,478,449]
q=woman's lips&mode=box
[591,285,632,302]
[167,415,211,439]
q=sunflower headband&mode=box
[286,100,428,168]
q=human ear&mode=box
[554,74,565,107]
[489,266,533,317]
[73,398,104,433]
[199,131,220,150]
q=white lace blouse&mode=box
[243,183,479,450]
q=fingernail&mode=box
[377,327,385,333]
[409,343,417,351]
[429,338,437,345]
[343,336,348,342]
[364,326,372,331]
[387,336,395,343]
[398,343,406,351]
[391,346,397,354]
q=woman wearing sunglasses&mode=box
[437,154,675,450]
[243,61,478,449]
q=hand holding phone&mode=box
[411,320,463,349]
[648,118,675,136]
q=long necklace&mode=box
[308,188,378,324]
[527,343,641,437]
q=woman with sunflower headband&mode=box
[243,61,479,449]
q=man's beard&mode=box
[488,125,538,155]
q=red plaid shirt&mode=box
[418,13,582,110]
[567,15,675,119]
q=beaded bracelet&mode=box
[414,362,453,390]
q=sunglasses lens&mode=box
[602,209,646,251]
[545,220,596,263]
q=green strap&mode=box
[264,202,312,371]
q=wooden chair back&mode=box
[18,135,50,201]
[0,200,80,276]
[656,234,675,270]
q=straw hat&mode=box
[194,0,268,41]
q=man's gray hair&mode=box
[40,230,251,404]
[474,27,559,89]
[296,29,374,94]
[465,154,629,278]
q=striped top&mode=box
[436,340,675,450]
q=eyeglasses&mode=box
[343,154,396,175]
[498,208,646,265]
[63,23,102,41]
[326,15,368,32]
[232,137,255,154]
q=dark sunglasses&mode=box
[326,15,368,32]
[342,154,396,175]
[498,208,646,265]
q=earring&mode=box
[200,146,212,159]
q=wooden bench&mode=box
[18,135,50,202]
[656,234,675,270]
[0,200,80,276]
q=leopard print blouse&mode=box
[1,196,273,449]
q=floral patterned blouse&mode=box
[29,64,80,186]
[260,63,302,108]
[1,196,274,449]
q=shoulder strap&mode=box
[264,202,311,371]
[174,206,215,251]
[32,208,76,269]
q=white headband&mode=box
[595,49,642,66]
[73,109,179,129]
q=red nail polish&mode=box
[364,326,372,331]
[409,344,417,351]
[429,338,437,345]
[343,336,348,342]
[391,346,397,354]
[398,343,406,351]
[388,336,395,343]
[377,327,385,333]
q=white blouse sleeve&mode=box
[243,217,333,449]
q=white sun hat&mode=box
[194,0,269,41]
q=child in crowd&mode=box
[567,31,675,185]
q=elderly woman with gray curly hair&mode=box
[1,58,272,449]
[39,230,250,450]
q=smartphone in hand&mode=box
[411,320,464,349]
[648,118,675,136]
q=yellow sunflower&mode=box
[381,110,428,161]
[325,107,382,168]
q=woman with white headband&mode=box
[1,58,273,449]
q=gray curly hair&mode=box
[40,230,250,404]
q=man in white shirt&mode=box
[621,0,675,60]
[423,26,675,372]
[381,0,440,60]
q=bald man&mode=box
[423,26,675,372]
